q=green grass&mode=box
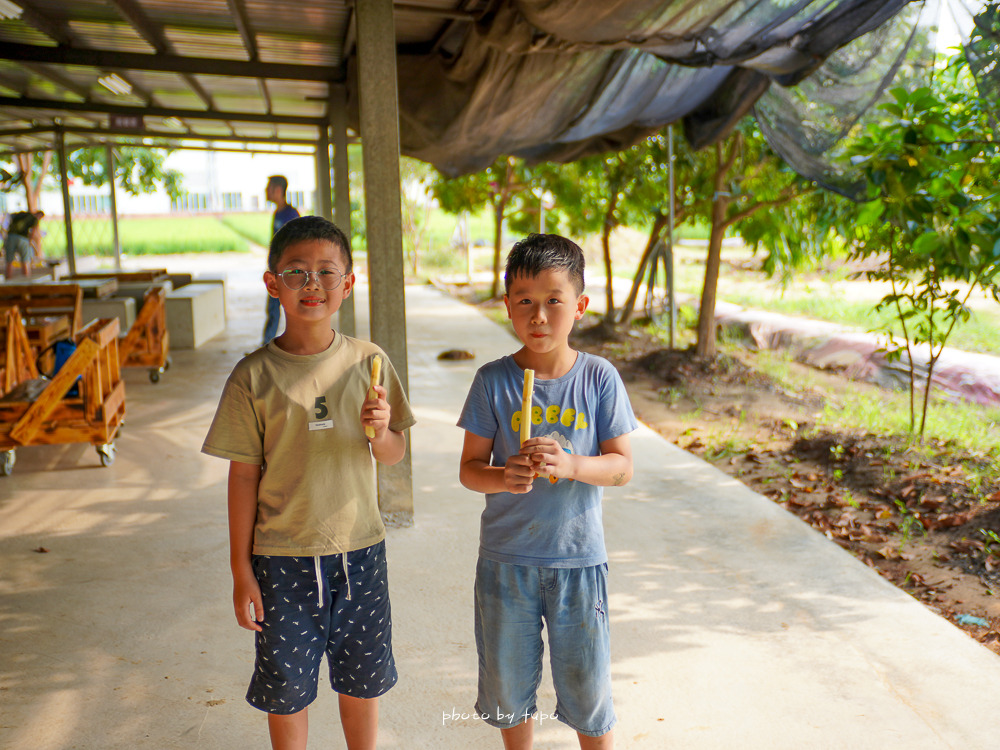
[219,213,273,247]
[747,344,1000,458]
[718,287,1000,355]
[43,216,249,256]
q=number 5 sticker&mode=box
[309,396,333,431]
[314,396,329,420]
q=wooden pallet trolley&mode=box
[0,317,125,476]
[0,283,83,335]
[67,273,172,383]
[0,306,39,397]
[120,285,171,383]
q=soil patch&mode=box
[568,318,1000,653]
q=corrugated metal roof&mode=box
[0,0,408,153]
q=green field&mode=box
[219,213,273,247]
[42,215,251,256]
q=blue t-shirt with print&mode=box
[458,352,638,568]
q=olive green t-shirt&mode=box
[202,334,415,556]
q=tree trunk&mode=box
[620,213,669,323]
[15,152,50,213]
[696,149,730,358]
[601,198,618,323]
[490,200,504,299]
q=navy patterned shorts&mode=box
[247,541,397,714]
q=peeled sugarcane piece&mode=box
[365,355,382,439]
[520,368,534,447]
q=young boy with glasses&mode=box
[203,215,415,750]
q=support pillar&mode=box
[106,144,122,270]
[331,84,355,336]
[315,127,332,221]
[356,0,413,524]
[56,129,76,276]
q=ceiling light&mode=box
[98,73,132,96]
[0,1,23,21]
[162,117,184,129]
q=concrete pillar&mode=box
[315,127,332,221]
[356,0,413,525]
[56,129,76,276]
[106,144,122,271]
[331,84,355,337]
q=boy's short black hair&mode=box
[268,215,352,273]
[504,233,585,296]
[267,174,288,194]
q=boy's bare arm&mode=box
[460,431,536,494]
[228,460,264,632]
[522,433,633,487]
[361,384,407,465]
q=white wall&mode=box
[24,148,318,218]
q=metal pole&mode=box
[463,212,472,283]
[56,129,76,276]
[331,84,355,337]
[105,143,122,270]
[356,0,413,524]
[667,124,676,350]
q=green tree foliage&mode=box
[835,63,1000,438]
[400,156,434,274]
[1,143,183,212]
[69,144,182,199]
[547,149,643,323]
[431,156,541,298]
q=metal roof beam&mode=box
[226,0,259,60]
[106,0,216,110]
[8,0,76,46]
[107,0,171,52]
[20,62,91,101]
[0,43,337,81]
[225,0,272,114]
[0,125,327,147]
[0,95,326,126]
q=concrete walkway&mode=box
[3,256,1000,749]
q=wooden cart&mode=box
[67,273,171,383]
[0,317,125,476]
[119,285,171,382]
[0,306,39,397]
[0,283,83,334]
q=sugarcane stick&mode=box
[365,355,382,439]
[520,368,534,447]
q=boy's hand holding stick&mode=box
[520,368,534,448]
[520,369,564,484]
[365,355,382,440]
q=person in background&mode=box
[3,210,43,279]
[261,175,300,345]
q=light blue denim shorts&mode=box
[473,557,616,737]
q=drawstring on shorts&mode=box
[312,552,352,608]
[313,556,323,608]
[342,552,352,601]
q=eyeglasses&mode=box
[278,268,345,291]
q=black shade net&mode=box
[393,0,1000,198]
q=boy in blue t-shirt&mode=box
[458,233,637,749]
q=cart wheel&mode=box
[0,450,15,477]
[97,443,116,467]
[164,357,172,371]
[149,368,161,383]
